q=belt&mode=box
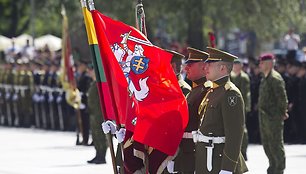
[192,131,225,172]
[182,132,193,139]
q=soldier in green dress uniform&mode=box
[230,59,251,160]
[167,50,191,96]
[87,66,108,164]
[166,47,208,174]
[194,47,248,174]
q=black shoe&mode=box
[87,157,106,164]
[82,141,90,146]
[76,140,82,145]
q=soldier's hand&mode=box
[101,120,117,134]
[115,128,126,143]
[5,93,10,100]
[283,113,289,120]
[12,93,18,101]
[219,170,232,174]
[56,96,62,103]
[192,131,199,143]
[39,95,45,102]
[48,94,54,103]
[79,103,86,110]
[166,160,175,173]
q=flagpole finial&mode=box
[61,4,66,16]
[88,0,95,11]
[80,0,87,8]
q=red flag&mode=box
[91,10,188,156]
[89,12,132,126]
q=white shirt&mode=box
[284,33,300,50]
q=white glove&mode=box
[166,161,175,173]
[101,120,117,134]
[32,93,40,102]
[12,93,18,101]
[48,94,54,103]
[192,131,199,143]
[115,128,126,143]
[39,95,45,102]
[79,103,86,109]
[219,170,232,174]
[56,96,62,103]
[5,93,10,100]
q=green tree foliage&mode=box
[1,0,305,50]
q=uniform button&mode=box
[219,154,222,157]
[211,89,214,92]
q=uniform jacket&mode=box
[195,76,248,174]
[174,77,208,172]
[231,71,251,113]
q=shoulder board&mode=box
[179,79,191,90]
[224,81,236,91]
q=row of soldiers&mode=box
[0,58,78,131]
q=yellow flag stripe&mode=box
[82,7,98,45]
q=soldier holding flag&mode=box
[165,48,208,174]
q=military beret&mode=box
[259,53,275,61]
[185,47,209,64]
[206,47,238,63]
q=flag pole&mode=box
[83,0,121,173]
[135,0,147,36]
[61,5,84,145]
[135,1,149,173]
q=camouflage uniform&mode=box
[258,69,288,174]
[231,70,251,160]
[87,81,107,163]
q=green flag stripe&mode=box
[90,44,106,82]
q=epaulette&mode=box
[224,81,236,91]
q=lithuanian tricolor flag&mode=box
[81,3,116,121]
